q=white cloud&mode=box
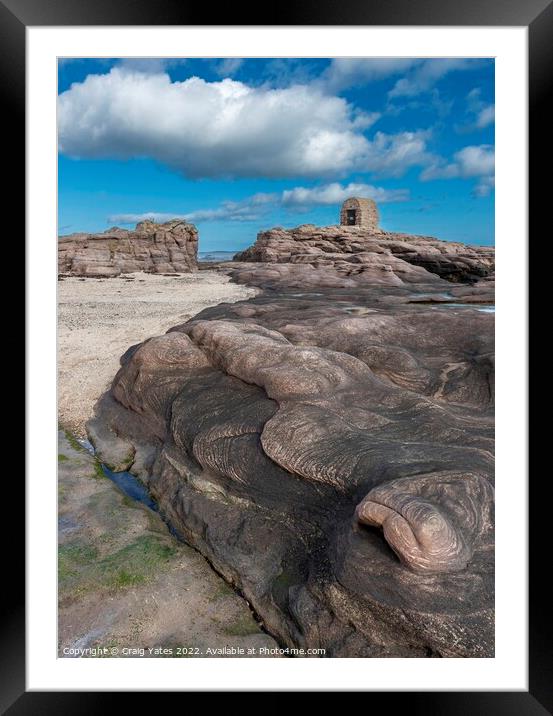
[362,130,433,177]
[58,68,434,180]
[185,193,277,222]
[420,144,495,196]
[282,182,409,206]
[214,58,244,77]
[320,58,484,98]
[472,176,495,197]
[109,193,277,225]
[58,68,382,179]
[475,105,495,128]
[117,58,175,74]
[108,181,409,225]
[457,88,495,131]
[320,59,421,92]
[254,58,321,88]
[388,59,482,99]
[454,145,495,176]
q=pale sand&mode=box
[58,271,256,436]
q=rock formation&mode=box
[234,224,494,284]
[87,219,495,657]
[58,220,198,277]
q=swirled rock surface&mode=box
[88,224,494,657]
[58,220,198,277]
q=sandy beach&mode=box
[58,270,256,436]
[57,271,281,658]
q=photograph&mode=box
[56,56,496,660]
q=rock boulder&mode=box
[234,225,494,284]
[58,220,198,277]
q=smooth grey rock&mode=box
[58,219,198,277]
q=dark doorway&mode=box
[346,209,356,225]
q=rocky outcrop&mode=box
[234,224,494,283]
[58,220,198,277]
[87,244,495,656]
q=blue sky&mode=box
[58,57,494,251]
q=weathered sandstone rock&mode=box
[87,232,494,656]
[58,220,198,277]
[234,224,494,284]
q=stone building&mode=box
[340,197,379,229]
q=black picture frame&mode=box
[12,0,544,709]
